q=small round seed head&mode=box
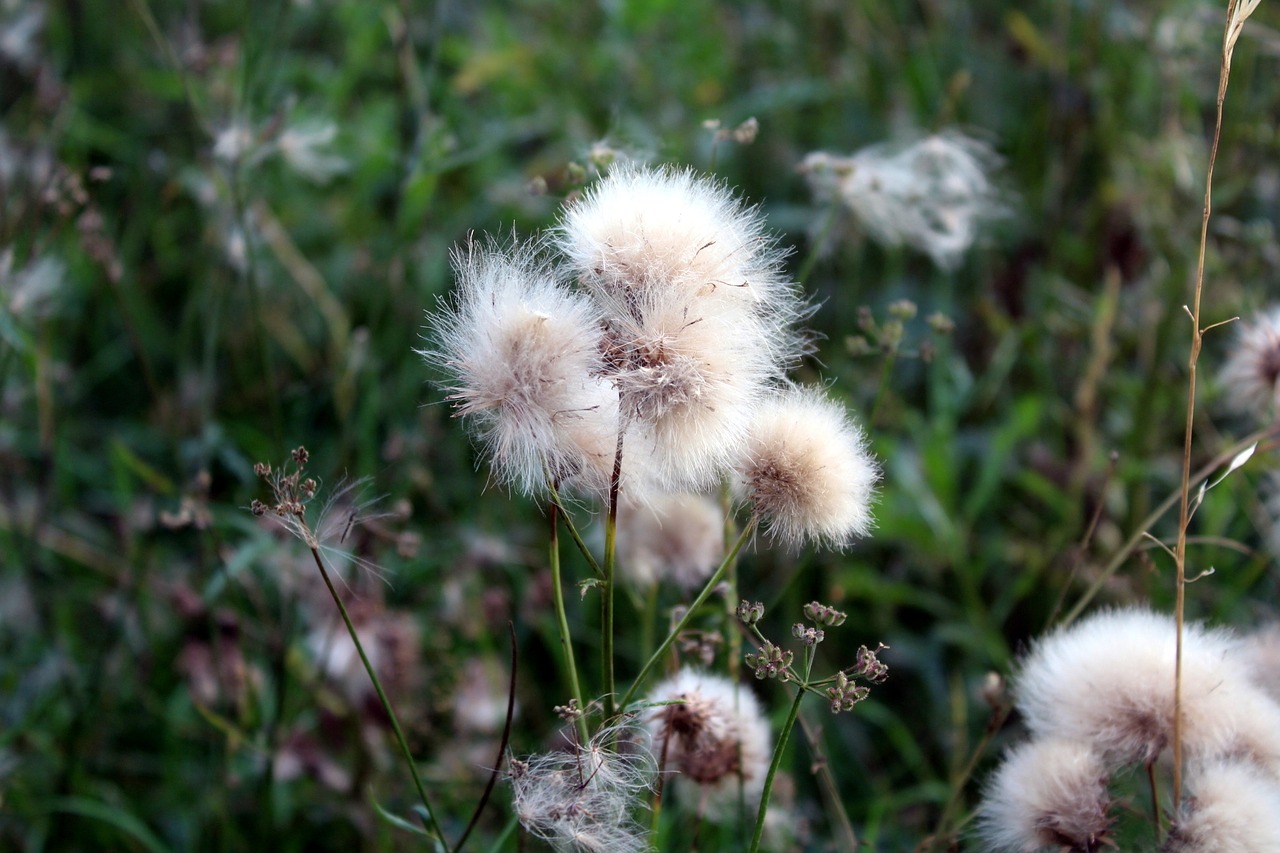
[557,163,796,314]
[734,386,878,549]
[1218,305,1280,420]
[1165,759,1280,853]
[975,737,1111,853]
[616,493,724,589]
[1014,608,1269,769]
[645,667,771,820]
[423,240,619,498]
[598,284,779,491]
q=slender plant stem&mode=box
[602,428,624,721]
[1060,426,1276,627]
[797,713,859,850]
[749,648,813,853]
[616,517,758,714]
[549,503,589,744]
[1172,1,1244,806]
[453,622,518,853]
[308,546,449,850]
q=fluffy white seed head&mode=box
[1218,305,1280,420]
[557,163,797,315]
[509,720,656,853]
[645,667,771,820]
[423,241,619,498]
[1014,608,1277,769]
[799,131,1006,270]
[599,284,779,490]
[734,386,878,549]
[1240,623,1280,705]
[975,737,1111,853]
[616,493,724,589]
[1164,759,1280,853]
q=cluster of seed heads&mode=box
[802,601,847,627]
[745,641,794,681]
[250,446,317,519]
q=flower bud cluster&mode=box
[792,623,824,646]
[825,670,871,714]
[737,600,765,625]
[802,601,846,626]
[745,641,793,681]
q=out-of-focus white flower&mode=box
[1218,305,1280,420]
[1166,759,1280,853]
[616,493,724,589]
[509,719,656,853]
[0,1,44,72]
[799,131,1006,270]
[976,737,1111,853]
[211,121,258,166]
[734,386,878,549]
[1,250,65,320]
[644,667,771,820]
[277,119,348,184]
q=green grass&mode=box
[3,0,1280,849]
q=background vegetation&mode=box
[3,0,1280,849]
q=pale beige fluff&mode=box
[557,164,797,315]
[1015,609,1270,769]
[1218,304,1280,419]
[424,242,619,498]
[1164,759,1280,853]
[1240,623,1280,705]
[975,737,1110,853]
[734,386,878,549]
[600,283,778,491]
[616,493,724,589]
[798,132,1005,270]
[645,667,771,821]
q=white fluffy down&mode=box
[1014,608,1280,769]
[976,737,1110,853]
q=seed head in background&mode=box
[798,131,1007,271]
[615,493,724,589]
[1217,304,1280,421]
[1013,608,1280,770]
[645,667,771,820]
[423,240,620,498]
[1164,759,1280,853]
[976,737,1111,853]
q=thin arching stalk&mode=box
[616,517,759,714]
[309,545,449,850]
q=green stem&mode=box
[1060,425,1277,626]
[617,517,758,714]
[549,503,590,743]
[309,546,449,850]
[748,652,811,853]
[546,480,603,579]
[602,429,624,721]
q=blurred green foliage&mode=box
[3,0,1280,849]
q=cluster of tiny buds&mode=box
[554,699,582,722]
[802,601,847,627]
[826,670,871,714]
[792,623,824,646]
[745,641,793,681]
[737,600,765,625]
[853,643,890,683]
[249,446,318,519]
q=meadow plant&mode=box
[644,667,771,820]
[424,162,882,849]
[977,608,1280,851]
[797,131,1006,270]
[1217,305,1280,419]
